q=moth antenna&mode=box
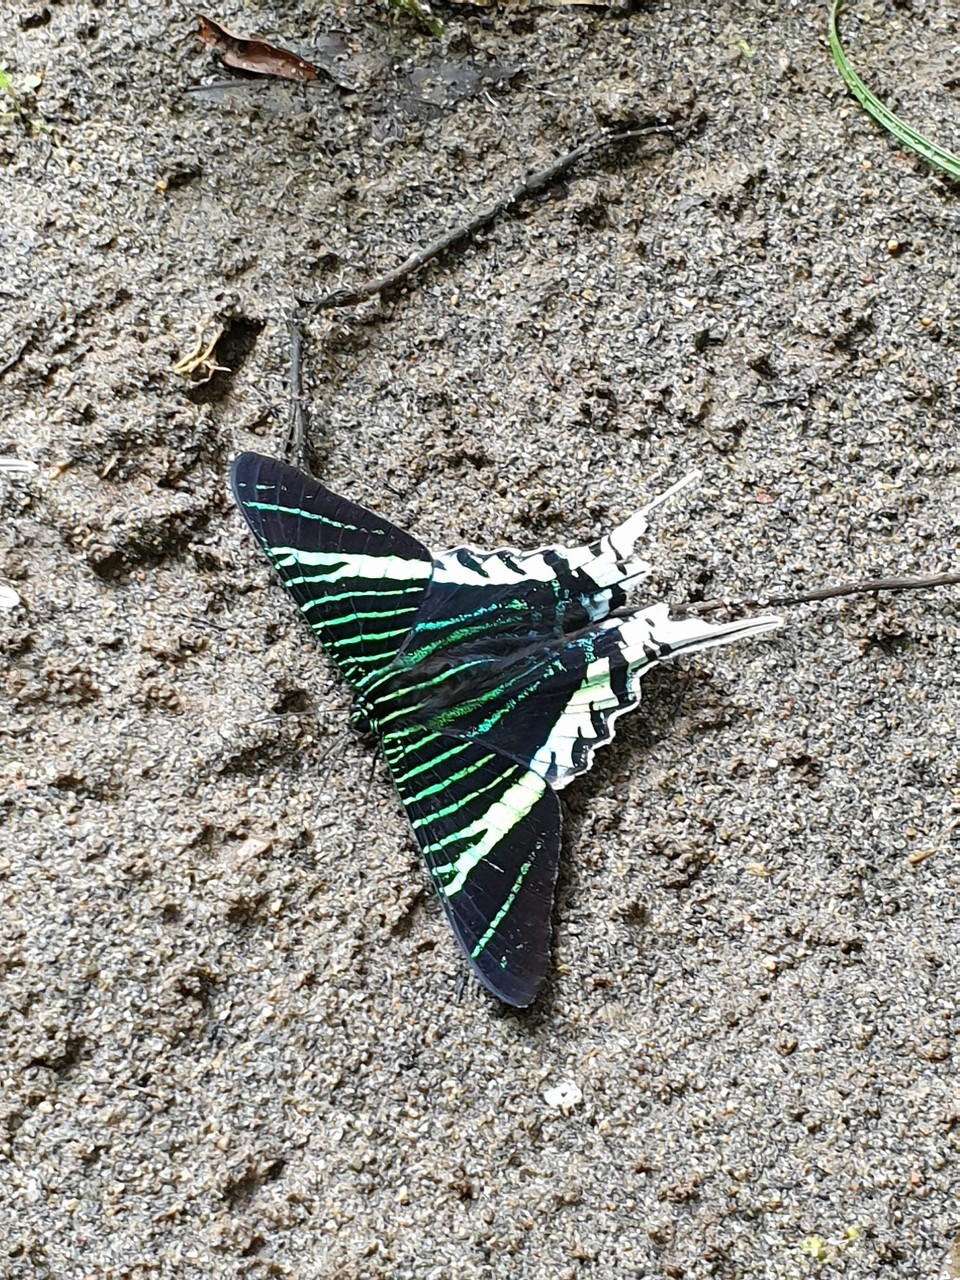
[638,468,702,519]
[606,469,702,557]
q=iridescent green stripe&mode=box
[426,667,543,731]
[426,773,547,894]
[331,647,417,667]
[298,585,423,607]
[405,753,501,812]
[243,497,362,532]
[382,728,442,758]
[471,857,534,959]
[400,611,518,665]
[387,738,471,783]
[410,766,517,829]
[326,625,412,649]
[363,658,489,719]
[302,603,419,623]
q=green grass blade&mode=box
[389,0,444,36]
[0,67,17,103]
[828,0,960,180]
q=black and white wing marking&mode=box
[230,453,433,687]
[401,471,780,791]
[425,603,781,790]
[519,605,782,788]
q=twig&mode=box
[184,79,257,94]
[675,571,960,619]
[0,337,30,380]
[283,318,309,469]
[167,609,230,634]
[311,124,678,310]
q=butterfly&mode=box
[231,452,779,1006]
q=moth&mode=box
[231,453,779,1006]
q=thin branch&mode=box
[311,123,681,310]
[0,337,30,380]
[674,571,960,619]
[283,318,309,469]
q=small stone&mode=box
[543,1081,583,1111]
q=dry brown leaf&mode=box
[197,14,319,82]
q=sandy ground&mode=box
[2,2,958,1277]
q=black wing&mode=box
[381,727,561,1007]
[231,453,433,688]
